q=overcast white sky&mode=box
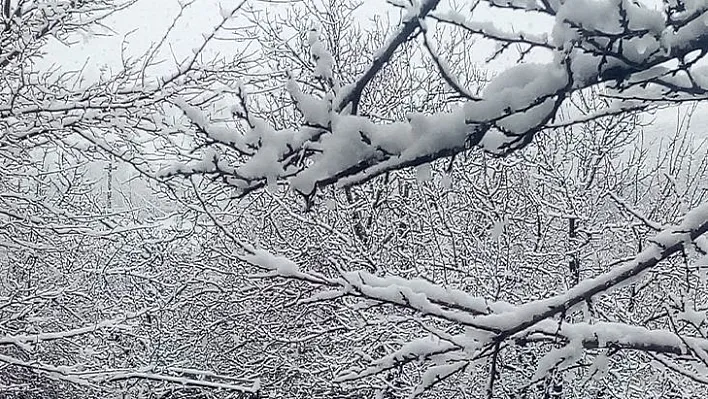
[49,0,546,78]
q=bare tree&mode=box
[0,1,263,397]
[166,0,708,398]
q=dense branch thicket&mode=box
[165,0,708,398]
[0,1,260,397]
[4,0,708,398]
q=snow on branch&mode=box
[102,368,261,393]
[0,352,261,394]
[241,201,708,393]
[164,0,708,199]
[0,317,134,351]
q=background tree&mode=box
[0,1,262,397]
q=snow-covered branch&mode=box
[244,200,708,393]
[165,0,708,199]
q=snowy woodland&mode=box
[3,0,708,398]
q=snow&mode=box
[286,79,331,127]
[336,109,470,187]
[173,98,246,147]
[0,318,132,347]
[661,11,708,55]
[587,351,609,381]
[679,301,706,326]
[341,270,515,316]
[218,2,241,19]
[410,361,467,398]
[324,198,337,211]
[469,62,567,135]
[244,249,300,277]
[308,28,334,81]
[290,114,376,194]
[440,173,452,189]
[336,335,456,382]
[251,194,708,357]
[479,128,508,152]
[416,163,432,184]
[490,215,508,240]
[533,339,583,381]
[556,321,696,354]
[165,0,708,192]
[242,197,708,387]
[436,9,550,48]
[30,0,708,395]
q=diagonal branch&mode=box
[333,0,442,113]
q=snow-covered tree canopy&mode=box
[166,0,708,198]
[0,1,262,396]
[159,0,708,397]
[5,0,708,397]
